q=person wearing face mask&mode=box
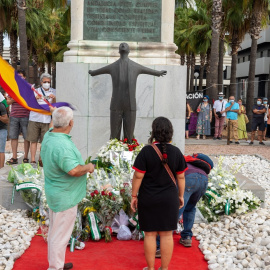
[26,73,56,165]
[225,96,240,144]
[266,99,270,139]
[249,97,266,145]
[262,98,269,141]
[196,95,212,140]
[213,92,227,140]
[237,99,248,142]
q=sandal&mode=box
[6,158,18,165]
[23,158,29,163]
[31,161,36,164]
[38,160,43,167]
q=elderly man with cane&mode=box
[41,107,94,270]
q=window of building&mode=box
[243,56,245,62]
[238,58,240,64]
[260,51,264,58]
[248,55,250,61]
[268,50,270,57]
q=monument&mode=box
[56,0,187,158]
[89,43,167,142]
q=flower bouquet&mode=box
[9,163,43,209]
[198,157,261,222]
[32,207,49,242]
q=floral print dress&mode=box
[196,103,211,135]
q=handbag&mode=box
[244,114,249,124]
[151,144,176,186]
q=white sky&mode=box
[4,34,10,47]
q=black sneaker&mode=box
[235,141,240,144]
[64,263,73,270]
[249,142,254,145]
[259,142,265,145]
[155,249,161,258]
[217,137,222,140]
[213,137,217,140]
[230,141,233,143]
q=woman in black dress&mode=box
[131,117,187,270]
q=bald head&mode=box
[119,43,130,55]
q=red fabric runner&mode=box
[13,232,208,270]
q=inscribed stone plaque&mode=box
[83,0,162,42]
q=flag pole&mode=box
[31,85,54,108]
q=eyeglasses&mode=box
[42,81,50,83]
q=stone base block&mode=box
[56,62,187,159]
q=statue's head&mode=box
[119,43,130,55]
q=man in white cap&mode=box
[213,92,227,140]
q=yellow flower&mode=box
[83,207,96,216]
[42,221,45,224]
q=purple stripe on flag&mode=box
[40,102,75,111]
[14,73,44,110]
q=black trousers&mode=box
[266,124,270,137]
[110,110,136,142]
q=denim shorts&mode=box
[0,129,7,152]
[9,117,29,139]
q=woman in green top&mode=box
[237,99,248,140]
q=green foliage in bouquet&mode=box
[198,157,262,222]
[20,189,41,209]
[8,163,39,183]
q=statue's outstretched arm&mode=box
[88,65,111,76]
[139,65,167,77]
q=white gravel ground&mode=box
[0,207,39,270]
[194,155,270,270]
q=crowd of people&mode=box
[186,92,270,145]
[0,71,55,169]
[0,69,269,270]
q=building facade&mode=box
[236,27,270,103]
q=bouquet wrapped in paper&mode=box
[69,211,85,251]
[111,209,132,241]
[9,163,42,209]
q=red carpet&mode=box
[13,232,208,270]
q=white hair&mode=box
[40,73,51,82]
[52,107,73,128]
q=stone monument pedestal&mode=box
[56,63,186,158]
[56,0,187,159]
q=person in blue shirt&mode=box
[225,96,240,144]
[250,97,266,145]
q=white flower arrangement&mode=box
[198,157,261,222]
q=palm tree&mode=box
[26,2,50,84]
[208,0,223,101]
[175,3,210,92]
[246,0,268,127]
[175,6,194,92]
[224,0,249,97]
[17,0,28,78]
[188,0,211,91]
[0,0,14,57]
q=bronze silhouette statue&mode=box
[88,43,167,143]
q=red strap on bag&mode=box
[151,144,176,186]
